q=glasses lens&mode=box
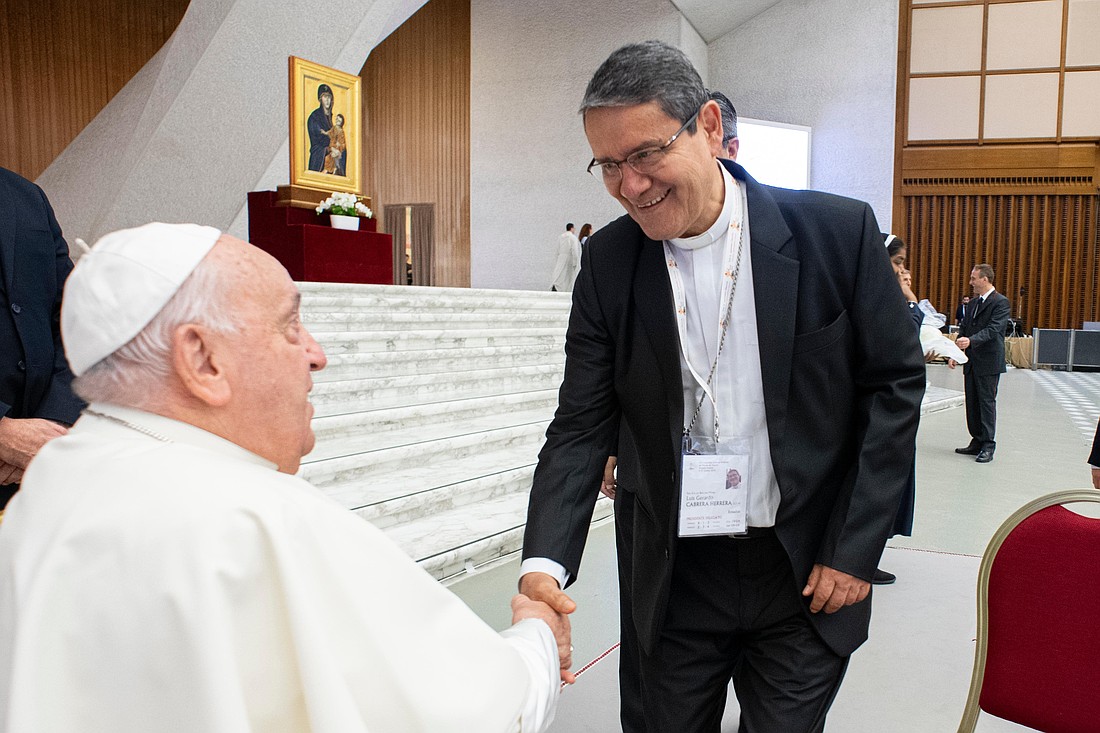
[626,147,665,174]
[599,162,621,180]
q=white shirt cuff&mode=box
[519,558,570,590]
[500,619,560,733]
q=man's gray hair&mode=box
[708,90,738,144]
[580,40,706,132]
[72,254,241,408]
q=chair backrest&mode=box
[958,490,1100,733]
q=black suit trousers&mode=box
[964,370,1000,450]
[637,533,848,733]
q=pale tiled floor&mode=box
[451,364,1100,732]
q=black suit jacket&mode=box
[523,162,926,657]
[0,167,83,433]
[960,291,1010,376]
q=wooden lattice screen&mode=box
[902,192,1100,331]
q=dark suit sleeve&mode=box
[909,302,923,330]
[29,188,82,425]
[817,204,926,580]
[967,294,1010,347]
[522,242,621,584]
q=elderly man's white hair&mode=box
[71,248,241,408]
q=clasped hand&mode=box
[516,572,577,683]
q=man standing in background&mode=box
[709,90,739,160]
[550,222,581,292]
[0,166,83,508]
[953,264,1011,464]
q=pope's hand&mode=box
[511,593,575,683]
[519,572,576,683]
[947,358,958,370]
[802,563,870,614]
[0,417,67,469]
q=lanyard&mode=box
[662,184,747,443]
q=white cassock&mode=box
[0,404,559,733]
[550,232,581,292]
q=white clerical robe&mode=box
[0,404,559,733]
[550,231,581,292]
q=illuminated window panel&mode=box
[910,6,984,74]
[987,0,1064,70]
[735,119,811,190]
[908,76,981,141]
[983,73,1060,138]
[1066,0,1100,66]
[1062,71,1100,136]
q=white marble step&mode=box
[299,283,572,313]
[382,491,614,581]
[310,364,565,416]
[314,344,564,382]
[305,310,569,332]
[313,328,565,355]
[350,465,536,530]
[303,421,547,490]
[308,392,558,451]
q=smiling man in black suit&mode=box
[519,41,925,733]
[953,263,1011,464]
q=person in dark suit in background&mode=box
[1089,419,1099,490]
[520,41,925,732]
[709,90,739,160]
[952,263,1010,464]
[955,295,970,326]
[0,167,84,509]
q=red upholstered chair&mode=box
[957,490,1100,733]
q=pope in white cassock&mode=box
[0,223,565,732]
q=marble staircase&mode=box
[297,282,963,583]
[297,283,613,581]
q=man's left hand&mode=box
[802,563,870,614]
[956,336,971,350]
[1092,467,1100,490]
[0,418,68,469]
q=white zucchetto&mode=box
[61,222,221,376]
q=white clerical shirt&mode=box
[0,404,559,733]
[665,164,780,528]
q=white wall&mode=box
[38,0,427,249]
[470,0,700,290]
[708,0,899,230]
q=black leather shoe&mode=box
[872,569,896,585]
[975,450,994,463]
[955,445,981,455]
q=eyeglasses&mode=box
[586,107,702,182]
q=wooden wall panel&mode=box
[0,0,190,180]
[896,1,1100,332]
[904,193,1099,330]
[360,0,470,287]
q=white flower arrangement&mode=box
[316,191,373,218]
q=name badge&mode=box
[678,435,750,537]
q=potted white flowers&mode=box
[316,191,373,231]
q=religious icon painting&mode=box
[288,56,362,196]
